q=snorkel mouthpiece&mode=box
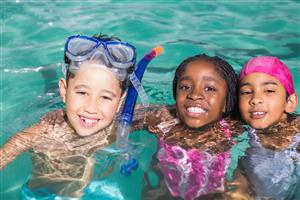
[116,46,163,176]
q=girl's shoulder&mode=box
[145,105,178,136]
[162,117,246,154]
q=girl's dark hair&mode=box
[172,54,238,116]
[64,33,134,92]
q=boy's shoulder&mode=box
[39,109,72,135]
[41,109,66,126]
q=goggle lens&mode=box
[67,37,98,57]
[107,43,135,63]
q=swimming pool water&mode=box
[1,1,299,199]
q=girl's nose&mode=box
[250,93,263,105]
[187,89,204,100]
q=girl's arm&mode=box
[131,104,163,131]
[0,124,41,170]
[131,104,176,132]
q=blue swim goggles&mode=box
[64,35,136,81]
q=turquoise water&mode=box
[1,1,299,199]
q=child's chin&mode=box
[248,122,270,130]
[76,130,97,137]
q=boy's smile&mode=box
[79,115,101,128]
[59,63,122,137]
[175,60,227,129]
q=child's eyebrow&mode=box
[263,81,278,86]
[179,76,192,81]
[74,85,89,89]
[74,85,117,97]
[239,81,278,88]
[239,82,251,88]
[202,76,219,82]
[179,76,220,82]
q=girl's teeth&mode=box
[187,107,205,113]
[253,112,265,115]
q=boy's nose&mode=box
[84,98,98,114]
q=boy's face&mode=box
[175,60,227,128]
[59,63,122,137]
[239,72,289,129]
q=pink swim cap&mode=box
[239,56,295,95]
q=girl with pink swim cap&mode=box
[238,56,300,199]
[132,54,252,200]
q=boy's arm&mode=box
[0,124,41,170]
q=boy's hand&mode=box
[42,109,65,125]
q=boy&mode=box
[0,34,136,198]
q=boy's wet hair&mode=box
[64,33,134,93]
[172,54,238,116]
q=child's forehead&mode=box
[182,60,223,79]
[79,62,110,71]
[70,64,119,85]
[240,72,284,87]
[75,62,116,77]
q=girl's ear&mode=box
[285,93,299,113]
[222,100,226,113]
[58,78,67,103]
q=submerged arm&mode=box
[0,124,41,170]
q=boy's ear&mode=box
[285,93,299,113]
[58,78,67,103]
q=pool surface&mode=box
[1,1,299,199]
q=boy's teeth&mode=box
[187,107,205,113]
[81,117,98,124]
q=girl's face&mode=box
[239,73,290,130]
[59,63,122,137]
[175,60,227,128]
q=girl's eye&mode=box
[204,86,216,92]
[265,89,275,94]
[239,90,252,95]
[178,84,191,91]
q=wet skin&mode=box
[59,63,123,137]
[175,60,227,129]
[239,73,289,130]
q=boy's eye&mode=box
[76,91,87,95]
[101,96,113,101]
